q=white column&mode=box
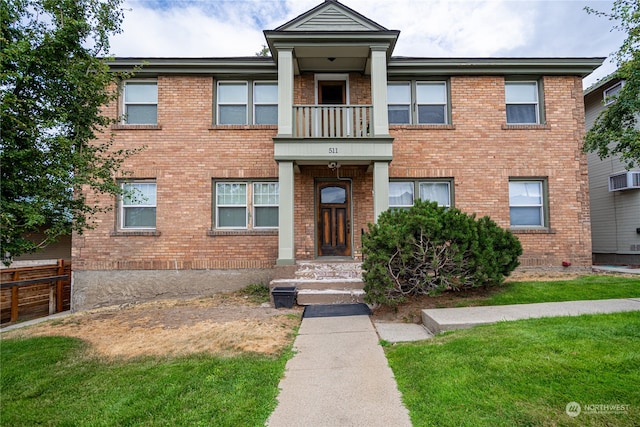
[373,161,389,222]
[277,48,294,136]
[277,161,295,265]
[370,46,389,137]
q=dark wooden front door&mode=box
[317,181,351,257]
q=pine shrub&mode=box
[362,200,522,306]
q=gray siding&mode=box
[585,79,640,260]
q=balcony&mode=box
[293,105,372,138]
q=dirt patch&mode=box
[2,293,302,359]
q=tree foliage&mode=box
[584,0,640,168]
[1,0,140,261]
[362,201,522,306]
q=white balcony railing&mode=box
[293,105,372,138]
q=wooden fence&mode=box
[0,259,71,325]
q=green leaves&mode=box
[1,0,139,261]
[584,0,640,168]
[362,200,522,306]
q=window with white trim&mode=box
[388,81,449,125]
[389,180,453,209]
[509,180,547,227]
[215,181,279,229]
[387,82,411,124]
[505,81,540,124]
[216,81,278,125]
[120,181,157,229]
[417,82,448,124]
[604,81,624,106]
[123,81,158,124]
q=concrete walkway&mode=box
[421,298,640,334]
[266,315,412,427]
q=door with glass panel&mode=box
[316,181,351,257]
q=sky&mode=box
[108,0,626,88]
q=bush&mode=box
[362,200,522,306]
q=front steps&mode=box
[270,261,365,305]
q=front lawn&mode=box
[387,311,640,427]
[1,336,290,426]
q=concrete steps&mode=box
[270,261,366,305]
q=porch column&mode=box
[277,161,295,265]
[277,48,294,136]
[373,161,389,223]
[370,45,389,137]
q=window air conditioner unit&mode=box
[608,171,640,191]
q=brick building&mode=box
[72,0,603,310]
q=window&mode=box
[254,82,278,125]
[419,182,451,207]
[389,182,414,209]
[604,81,624,106]
[123,81,157,124]
[505,81,540,124]
[509,180,546,227]
[253,182,279,227]
[388,81,449,125]
[216,81,278,125]
[215,181,278,229]
[389,180,453,209]
[387,83,411,124]
[120,181,156,229]
[417,82,447,124]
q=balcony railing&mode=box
[293,105,372,138]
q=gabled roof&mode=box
[275,0,389,32]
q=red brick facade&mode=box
[74,73,591,273]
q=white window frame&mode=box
[505,81,541,125]
[215,181,279,229]
[387,82,412,125]
[119,181,157,230]
[419,181,452,207]
[390,180,454,209]
[253,81,278,125]
[416,82,448,125]
[122,80,158,125]
[509,179,547,228]
[252,182,279,228]
[604,81,624,106]
[216,81,278,125]
[217,81,248,125]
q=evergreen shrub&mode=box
[362,200,522,306]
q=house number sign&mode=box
[329,147,338,154]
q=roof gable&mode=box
[276,0,388,32]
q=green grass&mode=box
[238,283,271,304]
[387,311,640,427]
[1,336,291,426]
[438,275,640,308]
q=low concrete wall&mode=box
[72,269,274,312]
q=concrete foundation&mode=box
[72,268,274,312]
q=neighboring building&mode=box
[72,0,603,310]
[584,76,640,266]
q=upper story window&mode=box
[389,180,453,209]
[120,181,157,229]
[216,81,277,125]
[505,81,541,124]
[215,181,279,229]
[388,81,449,125]
[387,83,411,124]
[509,179,547,228]
[604,81,624,106]
[123,81,158,125]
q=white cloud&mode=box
[109,0,624,85]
